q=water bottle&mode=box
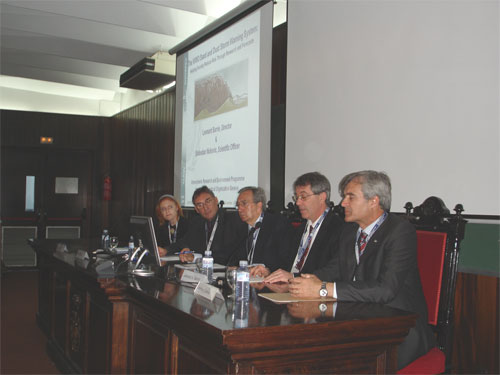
[202,250,214,283]
[101,229,109,250]
[128,235,134,260]
[235,260,250,300]
[234,298,249,328]
[103,230,110,251]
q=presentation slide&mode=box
[175,3,272,207]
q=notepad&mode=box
[160,255,181,262]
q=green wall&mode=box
[458,221,500,276]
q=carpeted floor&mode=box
[1,269,60,374]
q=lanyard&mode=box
[247,214,263,264]
[168,222,177,244]
[205,215,219,251]
[295,208,330,265]
[355,211,388,264]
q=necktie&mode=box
[296,225,314,272]
[247,226,257,253]
[358,231,368,257]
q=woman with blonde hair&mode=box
[155,194,188,256]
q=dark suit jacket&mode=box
[314,213,435,369]
[156,216,188,248]
[228,212,291,267]
[274,209,344,274]
[167,209,247,265]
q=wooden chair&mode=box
[398,197,467,374]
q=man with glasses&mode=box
[251,172,344,282]
[227,186,290,269]
[169,185,246,264]
[288,170,435,370]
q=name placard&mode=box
[194,281,224,301]
[76,250,89,261]
[180,269,208,284]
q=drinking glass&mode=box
[195,257,203,273]
[109,236,119,251]
[225,267,237,298]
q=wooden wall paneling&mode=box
[109,91,175,241]
[453,272,500,374]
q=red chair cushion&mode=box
[416,230,447,325]
[397,347,445,374]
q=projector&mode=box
[120,53,175,90]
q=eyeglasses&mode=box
[235,200,253,208]
[194,197,214,209]
[292,192,318,203]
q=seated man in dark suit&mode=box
[168,185,247,265]
[289,170,435,370]
[228,186,290,268]
[251,172,344,281]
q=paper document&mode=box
[258,293,336,304]
[250,276,264,283]
[160,255,180,262]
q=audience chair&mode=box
[398,197,467,374]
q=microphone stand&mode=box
[128,247,154,277]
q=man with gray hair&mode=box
[289,170,435,370]
[228,186,290,268]
[251,171,344,281]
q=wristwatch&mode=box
[319,281,328,297]
[319,303,328,316]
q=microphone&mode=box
[135,249,149,269]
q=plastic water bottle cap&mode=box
[239,260,248,267]
[205,250,212,256]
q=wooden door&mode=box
[43,149,92,238]
[1,146,92,266]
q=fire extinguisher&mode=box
[103,175,112,201]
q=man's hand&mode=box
[287,301,322,320]
[288,274,322,298]
[264,268,293,283]
[250,265,270,278]
[158,246,167,257]
[251,282,267,291]
[179,248,194,263]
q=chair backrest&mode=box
[416,230,447,325]
[405,196,467,372]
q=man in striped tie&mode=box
[251,171,344,282]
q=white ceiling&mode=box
[0,0,286,116]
